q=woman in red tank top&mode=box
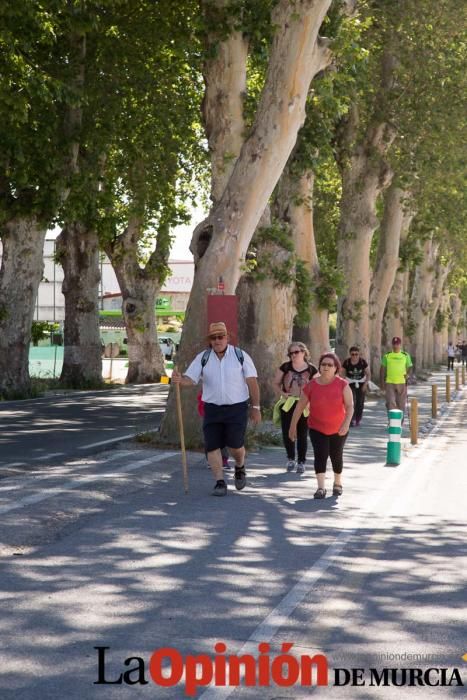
[288,352,353,499]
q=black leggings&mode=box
[280,407,308,462]
[309,429,348,475]
[350,385,365,422]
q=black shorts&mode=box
[203,401,249,452]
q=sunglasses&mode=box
[350,352,359,356]
[320,362,335,367]
[209,334,226,340]
[288,350,302,356]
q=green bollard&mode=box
[386,408,403,465]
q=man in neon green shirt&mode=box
[380,336,413,412]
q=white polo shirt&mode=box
[184,345,257,405]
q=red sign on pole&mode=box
[207,295,238,346]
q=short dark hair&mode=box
[349,346,360,353]
[318,352,341,373]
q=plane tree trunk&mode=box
[335,102,395,362]
[287,171,330,363]
[368,186,414,378]
[449,293,462,344]
[433,290,450,365]
[427,260,451,367]
[56,223,102,387]
[159,0,333,444]
[383,266,410,350]
[237,208,295,407]
[407,237,439,372]
[0,220,46,398]
[0,28,85,397]
[103,220,166,384]
[201,5,249,204]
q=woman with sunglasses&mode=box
[340,346,370,426]
[288,352,353,498]
[273,342,317,474]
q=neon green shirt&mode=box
[381,351,412,384]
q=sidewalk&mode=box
[181,367,465,484]
[2,367,464,700]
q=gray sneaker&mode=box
[234,466,246,490]
[212,480,227,497]
[286,459,296,472]
[296,462,306,474]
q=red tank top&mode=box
[303,376,347,435]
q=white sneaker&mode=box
[286,459,296,472]
[296,462,306,474]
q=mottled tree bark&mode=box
[427,260,451,367]
[368,186,414,378]
[335,101,396,361]
[407,237,439,371]
[160,0,333,444]
[0,30,85,397]
[104,221,166,384]
[285,171,330,363]
[449,293,462,344]
[383,267,410,349]
[56,223,102,386]
[201,4,248,204]
[0,220,46,397]
[238,275,294,407]
[237,208,294,407]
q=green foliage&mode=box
[294,259,314,326]
[434,309,446,333]
[314,256,346,312]
[291,7,372,176]
[255,221,294,252]
[246,221,295,285]
[30,321,59,346]
[313,153,342,263]
[398,236,425,272]
[0,1,90,224]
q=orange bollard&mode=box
[410,399,418,445]
[431,384,438,419]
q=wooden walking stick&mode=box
[174,365,189,493]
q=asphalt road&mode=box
[0,384,168,475]
[0,382,465,699]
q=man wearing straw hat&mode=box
[171,322,261,497]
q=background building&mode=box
[29,233,194,322]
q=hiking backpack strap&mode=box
[234,346,244,365]
[200,349,211,375]
[201,349,211,367]
[200,346,244,375]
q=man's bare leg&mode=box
[207,449,223,481]
[228,446,245,468]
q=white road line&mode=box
[0,449,138,476]
[35,452,64,461]
[78,433,141,449]
[198,392,465,700]
[0,432,146,471]
[0,451,176,515]
[0,451,147,490]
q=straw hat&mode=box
[208,322,227,337]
